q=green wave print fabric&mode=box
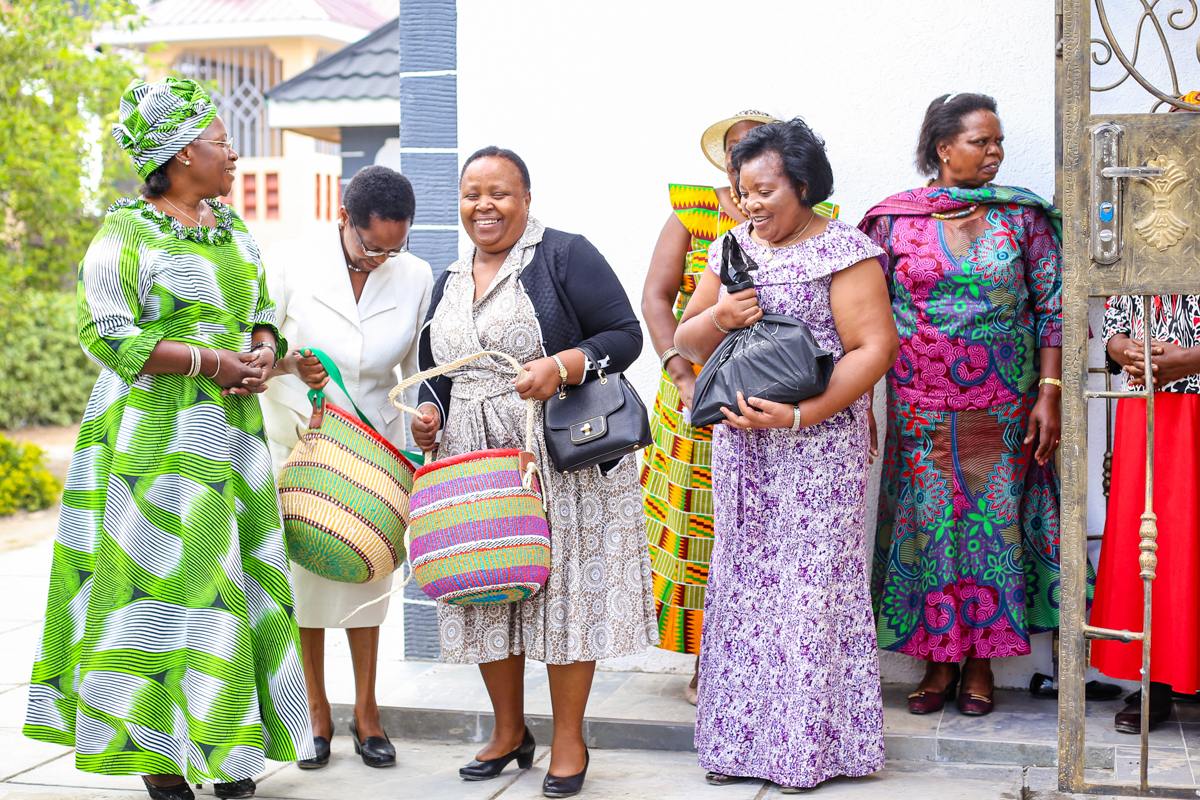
[23,198,314,782]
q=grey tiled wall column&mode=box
[399,0,458,282]
[399,0,457,660]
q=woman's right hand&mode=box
[1107,335,1160,386]
[666,360,697,410]
[712,286,763,331]
[411,403,441,451]
[214,349,269,396]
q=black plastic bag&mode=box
[689,234,834,428]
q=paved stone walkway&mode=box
[2,533,1197,797]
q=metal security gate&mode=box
[1058,0,1200,795]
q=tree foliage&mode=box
[0,1,143,294]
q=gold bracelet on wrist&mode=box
[1039,377,1063,389]
[660,347,680,370]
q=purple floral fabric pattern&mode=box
[695,220,886,788]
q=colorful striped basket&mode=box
[390,351,551,606]
[278,349,416,584]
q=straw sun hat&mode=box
[700,110,780,171]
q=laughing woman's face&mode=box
[459,156,530,255]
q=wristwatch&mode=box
[552,354,569,394]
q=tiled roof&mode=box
[142,0,386,32]
[267,17,398,102]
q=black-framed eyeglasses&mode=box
[352,221,409,258]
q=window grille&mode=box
[173,47,283,158]
[265,173,280,220]
[242,173,257,220]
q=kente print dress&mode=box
[695,220,885,788]
[640,184,732,655]
[861,194,1065,662]
[24,199,314,781]
[428,219,659,664]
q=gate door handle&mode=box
[1100,166,1165,179]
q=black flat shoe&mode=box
[212,778,255,799]
[460,726,536,780]
[142,777,194,800]
[542,749,588,799]
[350,720,396,768]
[298,725,333,770]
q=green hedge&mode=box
[0,434,61,515]
[0,290,98,428]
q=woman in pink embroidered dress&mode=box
[675,118,898,793]
[858,93,1065,718]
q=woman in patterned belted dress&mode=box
[410,147,658,798]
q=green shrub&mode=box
[0,434,62,515]
[0,290,99,428]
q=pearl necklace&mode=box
[347,262,368,273]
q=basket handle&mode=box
[339,525,416,624]
[387,350,537,456]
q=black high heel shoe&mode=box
[350,720,396,768]
[212,778,255,799]
[459,726,536,780]
[141,777,194,800]
[542,748,589,799]
[298,724,333,770]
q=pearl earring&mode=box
[184,160,191,166]
[942,157,949,163]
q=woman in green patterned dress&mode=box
[23,79,313,800]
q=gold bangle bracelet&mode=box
[1039,377,1063,388]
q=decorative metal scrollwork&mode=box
[1091,0,1200,111]
[1134,156,1189,248]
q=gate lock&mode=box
[1091,123,1165,265]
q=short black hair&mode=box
[729,117,833,206]
[342,165,417,226]
[460,146,531,193]
[916,93,999,177]
[141,164,171,198]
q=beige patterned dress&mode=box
[430,219,659,665]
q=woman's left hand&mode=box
[514,357,565,401]
[1024,387,1062,466]
[719,391,796,430]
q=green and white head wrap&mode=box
[111,78,219,180]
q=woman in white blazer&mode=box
[261,166,433,770]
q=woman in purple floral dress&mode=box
[675,119,898,793]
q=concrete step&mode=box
[351,663,1200,774]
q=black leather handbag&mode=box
[543,370,653,473]
[689,233,835,428]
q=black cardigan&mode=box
[417,227,642,422]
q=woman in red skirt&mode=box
[1093,295,1200,733]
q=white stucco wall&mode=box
[455,0,1141,688]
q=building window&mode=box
[173,47,283,158]
[242,173,257,220]
[265,173,280,220]
[336,179,342,215]
[326,175,334,222]
[315,174,321,220]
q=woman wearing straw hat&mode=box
[261,165,433,770]
[23,78,313,800]
[640,111,837,703]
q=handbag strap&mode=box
[387,350,537,455]
[303,348,381,435]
